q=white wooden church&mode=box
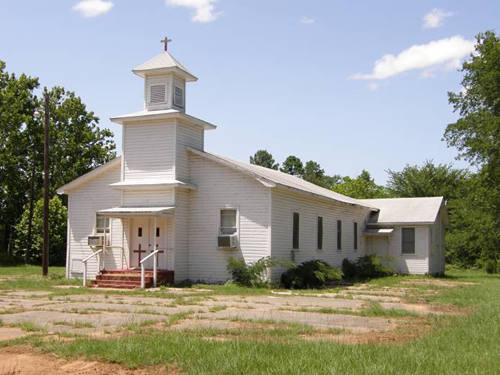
[58,40,447,288]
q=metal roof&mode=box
[110,108,216,129]
[97,206,175,217]
[363,228,394,236]
[188,148,374,209]
[132,51,197,81]
[360,197,445,225]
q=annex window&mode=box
[220,209,237,235]
[354,222,358,251]
[174,86,184,107]
[317,217,323,250]
[402,228,415,254]
[337,220,342,250]
[292,212,299,249]
[150,84,166,104]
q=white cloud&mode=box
[73,0,114,17]
[165,0,220,23]
[300,16,315,24]
[423,8,454,29]
[350,36,474,81]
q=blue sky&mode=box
[1,1,498,184]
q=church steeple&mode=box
[132,37,197,112]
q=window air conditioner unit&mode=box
[88,235,104,247]
[218,234,238,248]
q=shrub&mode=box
[227,256,289,287]
[341,258,357,279]
[485,259,498,274]
[281,260,342,289]
[342,255,395,280]
[0,253,24,266]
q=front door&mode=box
[131,218,150,269]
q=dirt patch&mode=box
[0,346,179,375]
[0,327,28,342]
[401,280,478,287]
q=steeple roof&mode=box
[132,51,198,81]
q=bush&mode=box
[227,256,289,287]
[281,260,342,289]
[485,259,498,274]
[341,258,357,279]
[342,255,395,280]
[0,253,25,266]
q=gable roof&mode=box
[188,148,374,209]
[56,157,121,194]
[360,197,446,225]
[132,51,197,81]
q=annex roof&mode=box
[110,108,216,130]
[132,51,198,82]
[188,148,375,209]
[361,197,446,225]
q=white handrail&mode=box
[82,249,103,287]
[140,249,160,288]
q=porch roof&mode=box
[363,228,394,236]
[97,206,175,217]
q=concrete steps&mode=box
[90,269,174,289]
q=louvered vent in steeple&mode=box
[150,84,166,104]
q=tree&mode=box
[0,61,39,255]
[250,150,279,170]
[386,161,467,200]
[443,31,500,265]
[303,161,327,187]
[280,155,304,177]
[13,196,67,265]
[333,170,390,198]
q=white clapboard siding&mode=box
[122,190,175,207]
[186,153,271,283]
[67,162,122,280]
[385,226,430,275]
[429,211,445,275]
[123,122,176,181]
[175,122,203,182]
[173,189,190,281]
[270,188,370,280]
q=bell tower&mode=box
[132,37,198,113]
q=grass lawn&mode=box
[1,266,499,374]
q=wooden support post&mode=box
[42,92,50,276]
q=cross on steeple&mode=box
[161,36,172,51]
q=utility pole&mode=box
[42,92,50,276]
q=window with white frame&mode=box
[173,86,184,107]
[220,209,237,235]
[401,227,415,254]
[96,214,111,245]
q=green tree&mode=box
[443,31,500,265]
[303,161,326,187]
[250,150,279,170]
[333,170,390,198]
[386,161,467,199]
[0,61,39,255]
[13,196,67,265]
[280,155,304,177]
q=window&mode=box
[150,84,166,104]
[220,209,237,235]
[96,215,110,235]
[138,227,142,237]
[402,228,415,254]
[96,214,110,245]
[353,222,358,250]
[156,227,160,237]
[292,212,299,249]
[337,220,342,250]
[317,217,323,250]
[174,86,184,107]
